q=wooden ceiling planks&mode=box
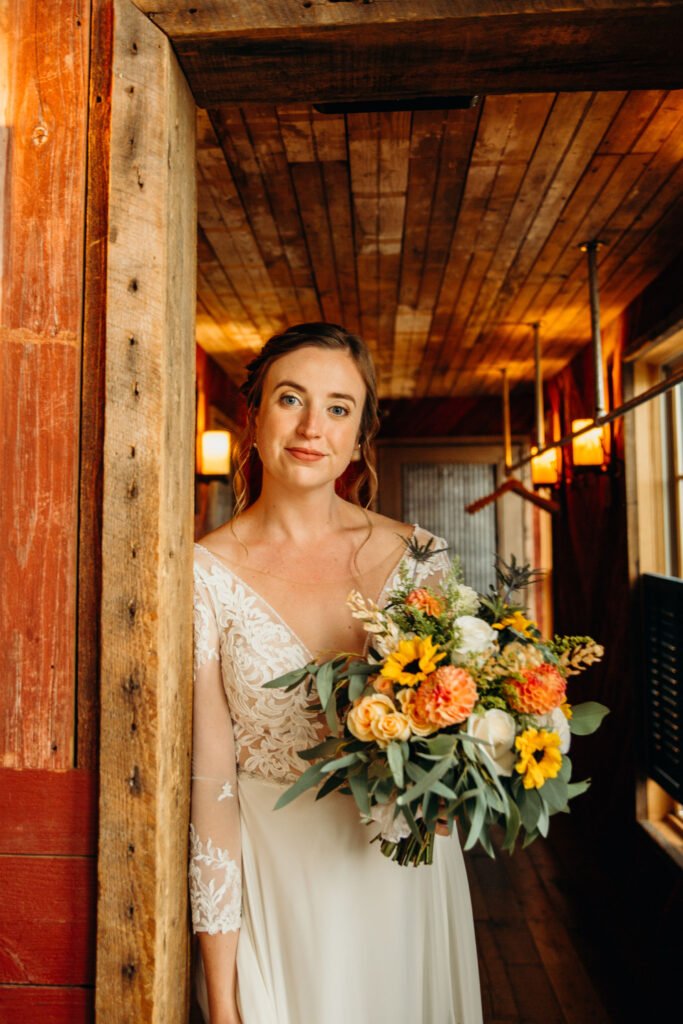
[194,90,683,399]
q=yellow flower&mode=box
[514,728,562,790]
[380,635,446,688]
[347,694,395,742]
[371,712,412,748]
[493,611,538,638]
[560,700,573,720]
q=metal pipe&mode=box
[502,368,512,474]
[508,365,683,472]
[580,239,607,419]
[532,321,545,448]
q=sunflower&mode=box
[380,635,446,688]
[493,610,538,638]
[514,728,562,790]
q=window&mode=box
[630,338,683,867]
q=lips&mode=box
[286,447,327,462]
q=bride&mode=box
[190,323,483,1024]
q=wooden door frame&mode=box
[96,2,683,1020]
[97,3,196,1021]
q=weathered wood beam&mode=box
[135,1,683,105]
[96,1,195,1021]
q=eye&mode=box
[329,405,349,417]
[279,392,302,407]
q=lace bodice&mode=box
[189,525,450,934]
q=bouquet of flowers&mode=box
[265,538,608,866]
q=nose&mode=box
[296,404,322,438]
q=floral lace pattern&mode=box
[189,526,450,934]
[189,825,241,934]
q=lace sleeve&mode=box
[189,571,241,934]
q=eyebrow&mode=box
[273,379,357,406]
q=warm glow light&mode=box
[531,445,560,486]
[571,419,606,468]
[201,430,231,475]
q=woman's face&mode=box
[254,345,366,493]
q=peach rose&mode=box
[372,675,396,698]
[405,588,443,617]
[347,694,396,742]
[397,688,439,737]
[371,712,412,748]
[413,666,478,727]
[506,663,566,715]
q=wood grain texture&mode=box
[0,768,97,856]
[155,7,683,106]
[0,985,93,1023]
[0,855,96,985]
[96,2,195,1021]
[77,0,114,771]
[0,0,89,769]
[194,89,683,402]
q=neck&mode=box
[244,478,363,547]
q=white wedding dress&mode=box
[190,525,483,1024]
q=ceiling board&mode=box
[195,90,683,398]
[142,2,683,104]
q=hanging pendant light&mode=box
[529,322,560,487]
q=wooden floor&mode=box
[467,840,613,1024]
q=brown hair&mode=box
[232,323,379,515]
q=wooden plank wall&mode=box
[0,1,109,1019]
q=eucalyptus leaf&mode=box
[464,790,488,851]
[324,694,340,736]
[320,752,359,774]
[273,761,325,810]
[348,768,370,816]
[538,776,569,813]
[298,737,346,761]
[400,802,424,845]
[316,772,345,800]
[348,674,366,702]
[518,787,542,833]
[263,665,309,690]
[537,798,550,837]
[387,742,405,789]
[566,778,591,799]
[568,701,610,736]
[401,757,453,804]
[316,661,335,709]
[502,798,521,851]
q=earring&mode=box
[252,440,258,450]
[351,445,361,463]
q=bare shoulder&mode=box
[195,519,245,565]
[360,509,414,562]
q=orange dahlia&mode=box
[506,663,566,715]
[405,588,444,617]
[413,666,478,727]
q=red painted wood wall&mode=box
[0,2,110,1019]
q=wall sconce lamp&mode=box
[571,419,608,469]
[531,445,561,486]
[199,430,231,478]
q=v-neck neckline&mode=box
[194,524,418,661]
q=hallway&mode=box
[468,840,612,1024]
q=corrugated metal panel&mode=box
[401,462,497,593]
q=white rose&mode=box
[454,615,497,656]
[466,709,517,776]
[535,706,571,754]
[370,800,412,843]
